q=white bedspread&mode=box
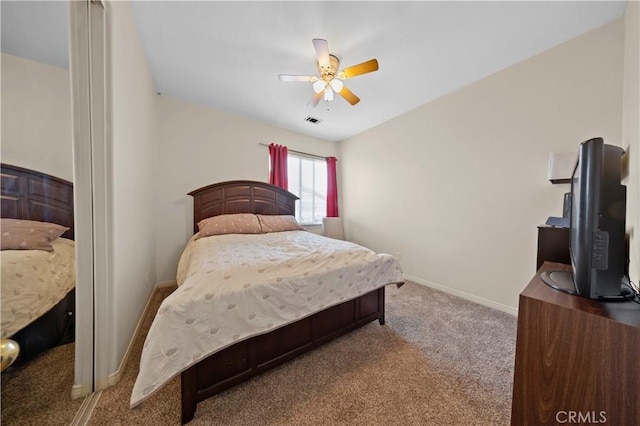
[1,238,75,339]
[131,230,403,407]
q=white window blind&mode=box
[287,153,327,225]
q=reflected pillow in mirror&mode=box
[1,219,69,252]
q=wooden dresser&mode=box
[511,262,640,425]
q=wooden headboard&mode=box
[1,164,75,240]
[188,180,299,233]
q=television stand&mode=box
[511,262,640,425]
[540,270,577,294]
[541,269,634,300]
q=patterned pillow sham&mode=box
[197,213,262,238]
[256,214,304,233]
[1,218,69,252]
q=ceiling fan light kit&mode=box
[278,38,379,107]
[313,80,326,93]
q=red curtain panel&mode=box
[269,143,288,190]
[326,156,338,217]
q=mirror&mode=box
[1,1,91,422]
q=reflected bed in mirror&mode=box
[0,163,76,363]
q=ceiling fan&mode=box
[278,39,379,107]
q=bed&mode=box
[130,180,404,423]
[0,163,76,362]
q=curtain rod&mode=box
[258,143,330,161]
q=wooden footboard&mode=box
[181,286,386,424]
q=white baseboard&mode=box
[157,280,177,288]
[71,383,92,400]
[105,282,170,387]
[403,274,518,316]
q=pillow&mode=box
[197,213,262,238]
[257,215,304,233]
[1,218,69,252]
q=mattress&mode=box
[1,238,76,339]
[131,230,403,407]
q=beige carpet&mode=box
[1,342,82,425]
[88,282,517,425]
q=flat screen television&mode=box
[542,137,630,300]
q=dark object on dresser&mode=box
[536,225,570,271]
[537,225,630,279]
[542,138,628,300]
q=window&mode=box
[287,154,327,225]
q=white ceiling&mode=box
[1,1,69,68]
[1,1,627,142]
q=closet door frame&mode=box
[69,0,111,397]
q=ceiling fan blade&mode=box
[312,38,330,70]
[278,75,317,82]
[308,91,323,107]
[340,59,379,79]
[337,85,360,105]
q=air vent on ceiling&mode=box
[304,116,323,125]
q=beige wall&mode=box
[623,1,639,285]
[339,20,625,312]
[154,96,338,282]
[108,0,158,374]
[1,53,72,181]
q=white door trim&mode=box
[69,0,95,398]
[89,0,114,391]
[69,0,113,397]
